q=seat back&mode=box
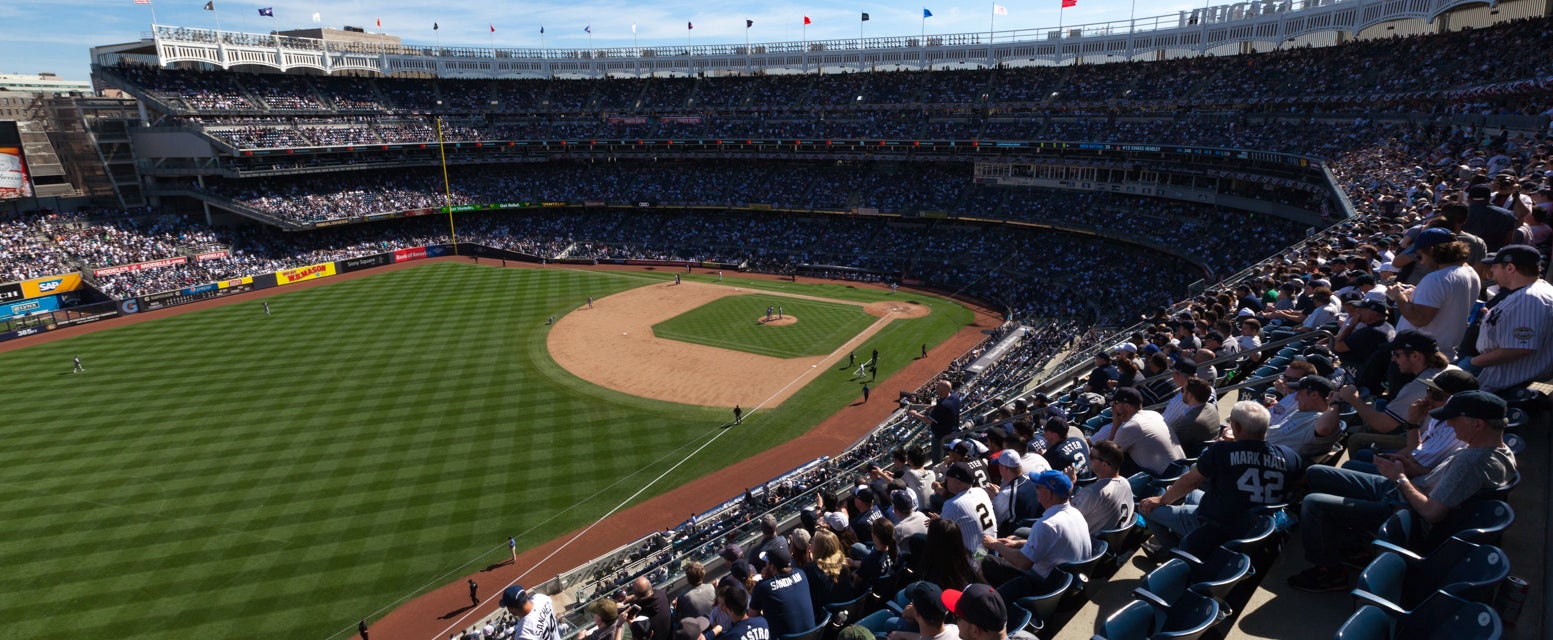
[824,590,874,626]
[1439,501,1515,549]
[1096,600,1160,640]
[1374,510,1416,551]
[779,612,832,640]
[1013,571,1074,627]
[1060,539,1109,602]
[1155,591,1221,640]
[1411,538,1510,607]
[1395,592,1502,640]
[1335,606,1396,640]
[1097,517,1142,568]
[1354,553,1407,610]
[1187,547,1253,602]
[1136,559,1192,606]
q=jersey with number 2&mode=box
[1195,440,1304,531]
[942,488,997,554]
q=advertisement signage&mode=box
[139,281,255,311]
[0,282,21,303]
[276,262,337,286]
[393,247,428,263]
[0,146,32,200]
[218,276,253,289]
[20,273,81,299]
[337,253,390,273]
[92,256,188,277]
[196,250,230,261]
[1,295,60,320]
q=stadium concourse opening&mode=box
[546,280,931,407]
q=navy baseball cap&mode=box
[1429,390,1507,421]
[1354,298,1388,314]
[759,546,794,570]
[945,461,977,485]
[1419,369,1480,395]
[1388,330,1438,354]
[1481,245,1542,270]
[1172,360,1199,376]
[942,584,1007,632]
[1110,387,1143,406]
[907,581,948,618]
[1289,375,1336,395]
[500,585,532,609]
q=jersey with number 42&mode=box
[1195,440,1305,532]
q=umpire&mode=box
[908,380,962,463]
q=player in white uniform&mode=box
[1469,246,1553,392]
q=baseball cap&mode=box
[1311,278,1332,289]
[1419,369,1480,395]
[1429,390,1507,421]
[1289,375,1336,395]
[728,560,754,581]
[720,544,744,562]
[675,618,711,640]
[1354,298,1388,314]
[1378,263,1401,274]
[945,461,977,485]
[760,546,794,570]
[942,584,1008,632]
[1467,184,1493,201]
[1296,354,1336,378]
[1236,308,1256,318]
[500,585,532,609]
[1173,360,1199,376]
[822,511,850,531]
[1030,469,1073,499]
[1041,415,1069,435]
[992,449,1022,468]
[1110,387,1143,406]
[1404,228,1455,255]
[836,625,874,640]
[1388,329,1438,354]
[908,581,949,619]
[1481,244,1542,270]
[852,485,874,505]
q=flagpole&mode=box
[436,116,459,256]
[147,0,159,30]
[990,3,995,44]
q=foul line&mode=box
[424,343,840,640]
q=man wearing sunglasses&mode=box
[1342,369,1477,476]
[1334,330,1455,456]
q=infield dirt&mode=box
[547,280,931,408]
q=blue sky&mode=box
[7,0,1208,82]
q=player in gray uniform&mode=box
[1469,246,1553,391]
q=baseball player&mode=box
[72,356,84,373]
[469,579,479,606]
[718,271,723,281]
[733,405,743,425]
[861,383,871,403]
[263,302,270,317]
[777,306,783,319]
[674,274,681,285]
[509,536,518,564]
[766,306,773,322]
[587,297,594,309]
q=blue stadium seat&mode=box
[1337,592,1501,640]
[1352,538,1509,611]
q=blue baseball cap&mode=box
[500,585,532,609]
[1030,470,1073,499]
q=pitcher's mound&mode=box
[864,301,932,318]
[759,316,798,326]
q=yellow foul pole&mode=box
[436,116,459,255]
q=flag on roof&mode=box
[923,8,933,18]
[993,4,1008,15]
[803,15,811,25]
[133,0,151,6]
[1061,0,1077,7]
[861,12,869,21]
[584,25,591,33]
[257,7,272,17]
[202,1,213,9]
[746,19,753,28]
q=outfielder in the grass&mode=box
[263,301,270,317]
[72,356,84,373]
[733,405,743,425]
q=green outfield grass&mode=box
[0,263,974,640]
[651,293,877,359]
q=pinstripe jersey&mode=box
[1475,279,1553,391]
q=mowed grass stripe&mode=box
[651,294,877,358]
[0,264,972,640]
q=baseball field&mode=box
[0,262,975,640]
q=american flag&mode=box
[133,0,151,5]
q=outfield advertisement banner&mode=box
[393,247,428,263]
[20,273,81,299]
[92,256,188,277]
[218,276,254,289]
[426,245,455,257]
[336,253,390,273]
[0,282,22,303]
[276,263,337,286]
[195,250,229,261]
[56,309,119,328]
[1,295,60,320]
[139,282,256,311]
